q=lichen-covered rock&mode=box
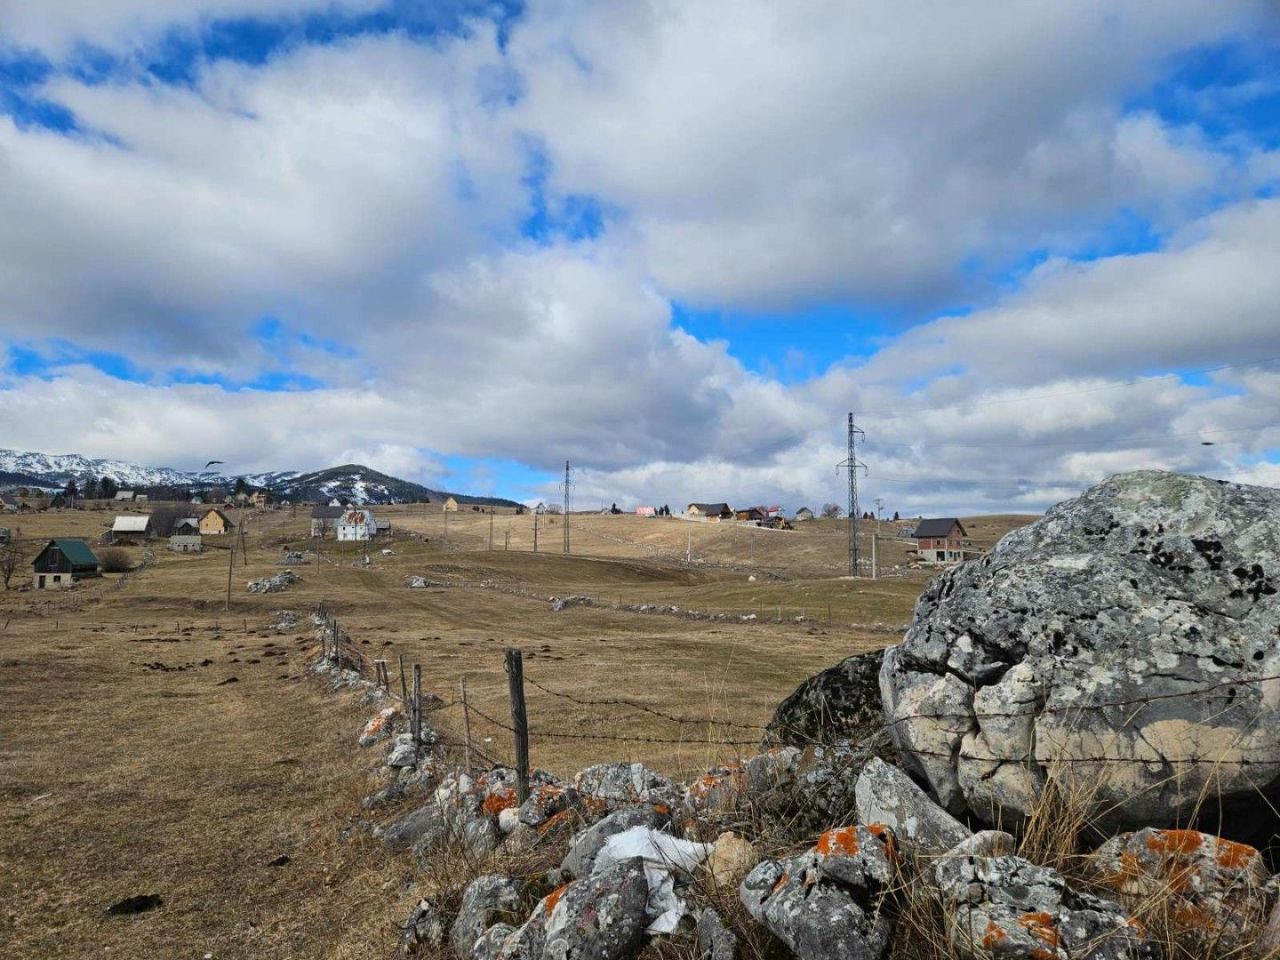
[399,896,448,956]
[451,876,524,960]
[575,762,681,811]
[561,807,670,880]
[740,825,895,960]
[387,733,420,768]
[542,859,651,960]
[681,748,801,837]
[360,707,401,747]
[854,757,970,857]
[765,649,885,747]
[384,803,446,853]
[881,471,1280,833]
[696,907,737,960]
[474,923,517,960]
[781,735,889,836]
[1091,829,1271,931]
[936,852,1149,960]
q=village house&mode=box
[169,518,203,553]
[32,538,101,589]
[912,517,968,565]
[110,515,152,544]
[686,502,734,521]
[250,490,271,509]
[310,504,344,536]
[794,507,815,521]
[0,493,18,513]
[442,496,459,513]
[635,506,656,517]
[114,490,136,502]
[199,508,233,535]
[337,508,376,541]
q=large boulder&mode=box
[764,649,885,746]
[881,471,1280,834]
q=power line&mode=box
[836,412,868,577]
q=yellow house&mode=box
[442,496,459,512]
[199,508,234,535]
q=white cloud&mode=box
[1,2,1279,515]
[508,0,1274,308]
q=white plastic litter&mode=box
[594,826,713,934]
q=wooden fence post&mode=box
[412,664,422,746]
[505,648,530,804]
[460,678,472,773]
[398,653,408,705]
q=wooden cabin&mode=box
[32,538,101,589]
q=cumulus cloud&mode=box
[509,0,1274,308]
[1,2,1279,514]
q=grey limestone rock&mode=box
[854,757,970,857]
[881,471,1280,833]
[452,876,524,960]
[740,825,895,960]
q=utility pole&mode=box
[533,509,539,553]
[488,510,494,551]
[874,498,884,524]
[686,523,692,564]
[561,461,572,555]
[836,412,868,577]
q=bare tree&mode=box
[98,548,133,573]
[0,530,22,589]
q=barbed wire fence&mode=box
[307,601,1280,800]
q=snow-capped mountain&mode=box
[0,448,518,507]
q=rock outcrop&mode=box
[765,649,885,747]
[881,471,1280,834]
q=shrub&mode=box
[98,548,133,573]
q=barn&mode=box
[111,515,152,544]
[32,538,101,589]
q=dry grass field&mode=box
[0,504,1031,958]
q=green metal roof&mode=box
[50,538,100,568]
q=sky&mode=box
[1,1,1279,515]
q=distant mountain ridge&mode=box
[0,448,520,507]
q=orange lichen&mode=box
[1214,837,1258,871]
[482,787,518,816]
[982,921,1008,949]
[1171,900,1216,931]
[543,883,571,915]
[1018,912,1060,948]
[1127,917,1148,939]
[651,803,670,816]
[1145,829,1203,857]
[771,872,790,894]
[537,809,576,835]
[814,826,860,857]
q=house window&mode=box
[936,551,945,562]
[38,575,45,588]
